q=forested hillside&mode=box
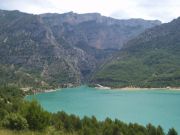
[92,17,180,88]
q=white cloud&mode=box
[0,0,180,22]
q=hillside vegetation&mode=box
[92,17,180,88]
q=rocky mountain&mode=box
[92,17,180,88]
[41,12,161,49]
[0,9,161,88]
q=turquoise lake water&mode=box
[26,86,180,133]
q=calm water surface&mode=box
[26,86,180,133]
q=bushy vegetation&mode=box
[0,86,178,135]
[0,86,50,131]
[25,100,50,130]
[2,113,28,130]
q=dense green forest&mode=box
[0,86,178,135]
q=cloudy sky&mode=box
[0,0,180,22]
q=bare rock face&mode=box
[41,12,161,49]
[0,10,161,87]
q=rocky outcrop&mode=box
[41,12,161,49]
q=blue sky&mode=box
[0,0,180,22]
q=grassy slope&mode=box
[0,128,77,135]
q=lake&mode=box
[26,86,180,133]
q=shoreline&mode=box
[112,87,180,91]
[22,83,79,95]
[95,84,111,90]
[23,85,180,96]
[22,88,61,96]
[94,84,180,91]
[31,88,61,95]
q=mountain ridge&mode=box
[0,9,161,88]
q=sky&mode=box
[0,0,180,22]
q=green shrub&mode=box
[2,113,28,130]
[25,100,50,130]
[0,108,8,120]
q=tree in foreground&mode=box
[25,100,50,130]
[168,128,178,135]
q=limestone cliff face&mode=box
[0,10,161,87]
[41,12,161,49]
